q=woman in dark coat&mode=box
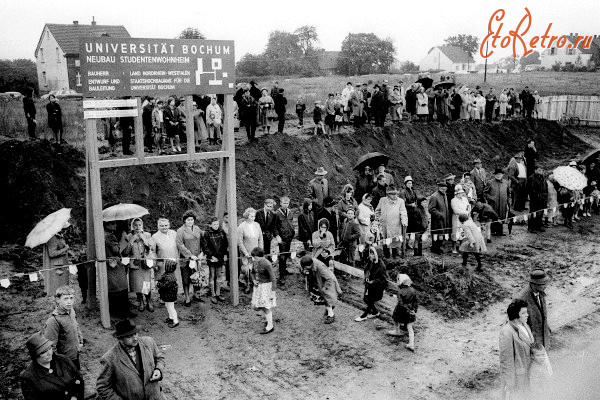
[297,198,315,251]
[20,332,84,400]
[46,95,63,142]
[355,247,389,322]
[408,196,429,256]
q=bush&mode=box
[551,61,562,71]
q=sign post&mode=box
[80,38,239,328]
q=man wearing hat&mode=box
[428,179,451,254]
[20,332,84,400]
[507,152,528,211]
[517,270,551,349]
[470,158,488,202]
[484,168,510,236]
[308,167,330,210]
[97,319,165,400]
[316,196,338,244]
[376,185,408,258]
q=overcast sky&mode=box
[2,0,598,65]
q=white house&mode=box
[419,45,475,73]
[34,19,130,94]
[540,33,600,69]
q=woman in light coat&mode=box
[450,185,471,253]
[499,299,534,400]
[42,223,71,297]
[152,217,183,293]
[375,185,408,258]
[123,218,156,312]
[546,173,559,225]
[258,88,274,135]
[389,87,403,122]
[237,208,263,293]
[416,87,429,121]
[357,193,375,244]
[458,214,486,271]
[312,218,336,269]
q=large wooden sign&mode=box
[79,38,235,98]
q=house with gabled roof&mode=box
[34,19,130,94]
[318,51,340,76]
[419,45,475,73]
[540,33,600,69]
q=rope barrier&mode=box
[1,195,597,288]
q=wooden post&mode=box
[135,97,144,159]
[85,118,111,328]
[215,160,226,219]
[223,95,239,306]
[186,95,195,155]
[85,143,97,309]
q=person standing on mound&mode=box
[251,247,277,334]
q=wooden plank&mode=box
[83,99,138,109]
[85,119,111,328]
[333,261,364,279]
[135,97,144,160]
[223,95,239,306]
[186,95,195,156]
[97,150,230,169]
[84,109,138,119]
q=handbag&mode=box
[335,115,343,122]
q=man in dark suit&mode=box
[255,199,276,255]
[517,270,551,349]
[428,179,450,254]
[274,196,295,286]
[96,319,165,400]
[470,158,487,202]
[23,87,37,139]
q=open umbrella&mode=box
[434,81,455,90]
[580,149,600,169]
[102,203,149,222]
[416,77,434,90]
[552,166,587,191]
[25,208,72,249]
[353,152,390,171]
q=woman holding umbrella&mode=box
[122,218,156,312]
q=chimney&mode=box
[73,21,79,25]
[91,16,96,25]
[569,32,573,36]
[575,32,579,37]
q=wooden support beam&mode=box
[215,159,226,219]
[223,95,239,306]
[97,151,230,169]
[85,131,97,310]
[332,261,364,279]
[85,119,111,328]
[134,97,144,160]
[186,95,195,156]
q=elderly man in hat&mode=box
[428,179,451,254]
[97,319,165,400]
[20,332,84,400]
[308,167,330,211]
[470,158,488,202]
[507,152,528,211]
[484,168,510,236]
[517,270,551,349]
[376,185,408,258]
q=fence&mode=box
[538,95,600,124]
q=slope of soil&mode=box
[0,120,590,247]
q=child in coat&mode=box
[296,95,306,128]
[458,213,487,271]
[157,259,179,328]
[313,101,324,135]
[387,274,418,352]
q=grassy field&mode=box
[1,71,598,142]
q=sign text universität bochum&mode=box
[79,38,236,97]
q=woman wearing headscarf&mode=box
[176,210,203,306]
[388,273,418,352]
[312,218,336,270]
[355,247,388,322]
[301,255,342,324]
[337,184,358,237]
[499,89,509,120]
[122,218,156,312]
[258,88,274,135]
[151,217,181,290]
[416,86,429,122]
[237,208,264,293]
[450,185,471,254]
[357,193,375,244]
[20,332,84,400]
[297,198,315,251]
[389,86,403,123]
[42,221,71,297]
[499,299,534,399]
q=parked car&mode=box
[525,64,543,72]
[40,89,83,100]
[0,91,23,100]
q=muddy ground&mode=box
[1,124,599,399]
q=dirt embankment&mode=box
[0,120,590,246]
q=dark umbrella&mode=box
[434,81,456,90]
[580,149,600,168]
[353,152,390,171]
[416,77,434,90]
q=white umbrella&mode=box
[102,203,149,222]
[552,166,587,191]
[25,208,72,248]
